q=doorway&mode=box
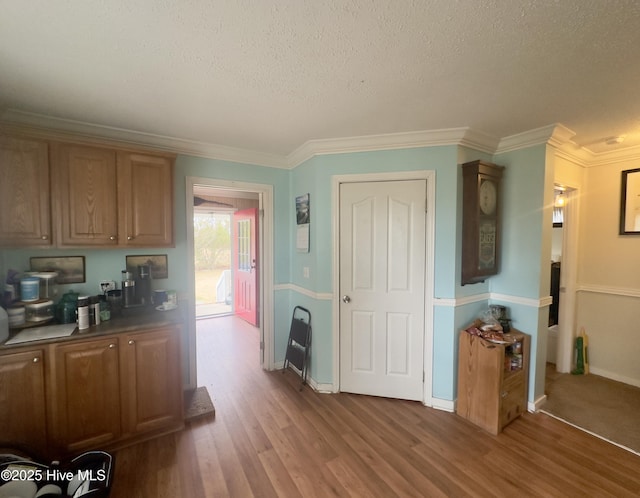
[550,185,579,373]
[332,171,435,404]
[185,177,274,390]
[547,187,565,364]
[194,209,233,318]
[193,189,260,320]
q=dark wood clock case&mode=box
[461,160,504,285]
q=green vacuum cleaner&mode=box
[571,328,589,375]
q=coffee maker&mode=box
[122,270,136,308]
[136,265,152,306]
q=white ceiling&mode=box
[2,0,640,162]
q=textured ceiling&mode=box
[1,0,640,158]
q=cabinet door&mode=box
[49,338,121,453]
[117,152,174,247]
[0,349,47,452]
[0,135,51,246]
[500,374,526,429]
[54,144,119,246]
[121,327,182,435]
[456,333,503,434]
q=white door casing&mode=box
[556,186,579,373]
[339,179,427,401]
[185,177,274,390]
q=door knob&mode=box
[342,295,351,304]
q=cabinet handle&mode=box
[127,236,133,241]
[33,357,40,363]
[109,343,117,349]
[501,391,508,398]
[41,235,48,240]
[109,235,116,241]
[128,340,135,345]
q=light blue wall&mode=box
[491,146,548,298]
[1,155,291,296]
[0,154,293,388]
[0,248,177,299]
[291,146,459,292]
[288,146,461,388]
[491,144,551,403]
[0,143,551,406]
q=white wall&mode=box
[574,159,640,386]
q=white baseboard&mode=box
[588,367,640,389]
[530,394,547,412]
[430,398,455,412]
[277,362,334,393]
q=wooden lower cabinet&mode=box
[456,328,530,435]
[0,348,48,452]
[0,325,183,458]
[120,327,183,436]
[48,337,121,454]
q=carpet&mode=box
[184,386,215,421]
[542,366,640,455]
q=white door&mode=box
[339,180,426,401]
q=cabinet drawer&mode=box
[500,386,525,428]
[503,370,524,391]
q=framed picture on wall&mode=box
[296,193,310,252]
[125,255,169,279]
[30,256,86,284]
[620,168,640,234]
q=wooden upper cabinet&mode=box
[0,135,51,246]
[53,143,119,246]
[52,143,175,247]
[117,152,174,247]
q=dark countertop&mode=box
[1,306,184,350]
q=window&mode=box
[238,219,251,271]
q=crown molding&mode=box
[583,144,640,168]
[496,123,567,154]
[5,109,640,170]
[286,127,500,168]
[0,109,288,168]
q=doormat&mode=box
[184,386,215,421]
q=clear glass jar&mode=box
[25,300,54,322]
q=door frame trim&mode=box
[331,170,436,405]
[185,176,274,389]
[555,185,579,373]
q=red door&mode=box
[233,208,259,326]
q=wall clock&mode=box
[461,160,504,285]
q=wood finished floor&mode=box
[110,316,640,497]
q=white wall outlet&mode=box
[303,267,310,278]
[100,280,116,293]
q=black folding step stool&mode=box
[283,306,311,390]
